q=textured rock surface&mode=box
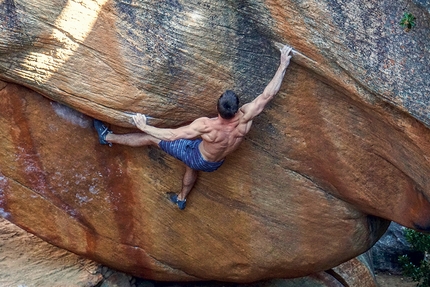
[0,0,429,283]
[0,218,102,287]
[0,213,376,287]
[0,80,386,284]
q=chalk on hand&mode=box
[124,112,153,126]
[124,111,153,119]
[273,41,317,65]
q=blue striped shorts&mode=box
[158,139,224,172]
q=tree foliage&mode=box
[399,229,430,287]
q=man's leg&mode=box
[94,119,160,147]
[177,166,198,201]
[169,166,198,210]
[106,133,160,147]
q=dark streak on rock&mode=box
[230,1,279,102]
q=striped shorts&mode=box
[158,139,224,172]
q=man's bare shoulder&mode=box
[239,102,251,111]
[189,116,214,133]
[238,101,257,123]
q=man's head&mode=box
[217,90,239,119]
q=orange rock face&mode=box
[0,0,429,283]
[0,218,102,286]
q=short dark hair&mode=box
[217,90,239,119]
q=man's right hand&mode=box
[280,45,293,68]
[133,113,147,131]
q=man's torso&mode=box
[198,109,251,162]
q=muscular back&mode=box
[199,108,253,162]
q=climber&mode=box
[94,44,292,210]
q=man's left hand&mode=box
[280,45,292,68]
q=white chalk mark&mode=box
[51,102,90,128]
[273,41,318,66]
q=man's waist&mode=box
[198,142,225,163]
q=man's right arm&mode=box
[241,45,292,122]
[133,113,210,141]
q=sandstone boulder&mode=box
[0,216,376,287]
[0,0,429,283]
[0,218,102,287]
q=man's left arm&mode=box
[133,113,209,141]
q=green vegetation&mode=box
[399,229,430,286]
[399,12,416,31]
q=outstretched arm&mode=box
[132,113,210,141]
[241,45,292,122]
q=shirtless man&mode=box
[94,45,292,210]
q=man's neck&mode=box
[217,114,237,125]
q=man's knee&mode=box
[145,134,161,146]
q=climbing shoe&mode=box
[93,119,112,146]
[168,193,186,210]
